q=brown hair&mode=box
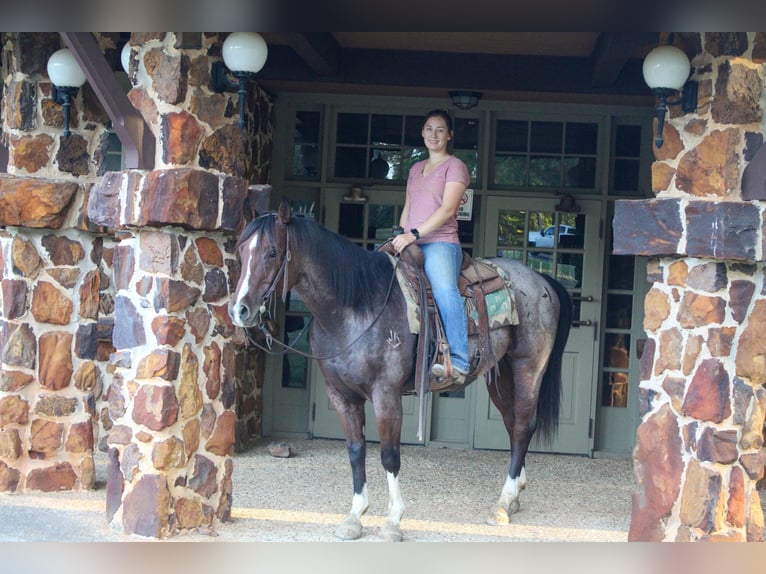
[423,109,453,132]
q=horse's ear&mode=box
[277,199,292,225]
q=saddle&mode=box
[379,240,512,395]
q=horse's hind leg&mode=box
[373,390,405,542]
[326,387,369,540]
[486,357,536,525]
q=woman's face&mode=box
[422,116,451,152]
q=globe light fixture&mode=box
[211,32,269,130]
[121,42,131,75]
[449,90,482,110]
[642,43,698,148]
[47,48,87,138]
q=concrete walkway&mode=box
[0,438,633,543]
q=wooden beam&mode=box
[61,32,155,170]
[590,32,658,88]
[279,33,339,76]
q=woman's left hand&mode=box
[392,232,417,254]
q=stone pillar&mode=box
[614,32,766,542]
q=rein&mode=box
[244,237,403,361]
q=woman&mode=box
[391,109,470,384]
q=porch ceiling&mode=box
[257,32,660,106]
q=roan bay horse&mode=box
[229,200,572,542]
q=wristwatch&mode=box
[410,228,420,240]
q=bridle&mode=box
[241,224,402,361]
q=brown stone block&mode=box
[78,454,95,490]
[628,404,684,541]
[12,236,42,277]
[133,384,179,431]
[136,349,181,381]
[686,200,758,264]
[204,341,221,401]
[151,315,186,347]
[651,162,676,195]
[186,307,211,343]
[682,358,732,423]
[217,458,234,521]
[0,370,34,392]
[0,394,30,426]
[667,260,688,287]
[704,32,749,57]
[175,497,213,530]
[697,427,738,464]
[34,394,77,417]
[746,490,765,542]
[75,323,98,360]
[195,237,224,267]
[210,303,234,338]
[180,244,204,284]
[189,454,218,498]
[729,280,755,324]
[29,418,64,458]
[56,133,91,177]
[127,87,160,135]
[684,118,707,137]
[0,174,79,228]
[190,90,227,130]
[203,268,228,303]
[161,110,204,165]
[205,411,235,456]
[138,168,220,231]
[183,418,200,457]
[41,234,85,266]
[711,60,762,125]
[741,388,765,450]
[735,299,766,385]
[10,134,54,174]
[655,328,683,375]
[686,262,727,292]
[6,79,37,131]
[79,270,101,320]
[154,277,201,313]
[139,230,178,275]
[661,375,686,414]
[105,447,123,522]
[0,429,23,459]
[178,344,202,420]
[0,460,22,492]
[643,288,670,331]
[38,331,73,391]
[151,51,189,106]
[707,327,735,358]
[199,125,247,178]
[677,292,725,329]
[2,322,36,369]
[65,420,95,454]
[200,403,216,439]
[48,267,80,289]
[677,129,741,198]
[152,436,186,470]
[726,465,746,528]
[739,451,766,480]
[221,177,247,232]
[122,474,172,538]
[652,121,684,161]
[113,296,146,349]
[679,460,723,533]
[613,198,682,256]
[31,281,73,325]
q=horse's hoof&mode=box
[486,505,510,526]
[335,516,363,540]
[509,499,520,514]
[382,523,404,542]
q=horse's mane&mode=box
[240,212,395,313]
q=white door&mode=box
[473,196,603,454]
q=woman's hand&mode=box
[391,231,418,254]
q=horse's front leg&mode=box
[374,391,405,542]
[326,386,369,540]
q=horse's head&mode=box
[229,200,294,328]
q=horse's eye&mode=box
[267,248,278,259]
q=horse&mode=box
[229,200,572,542]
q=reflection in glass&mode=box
[606,294,633,329]
[453,149,478,181]
[563,157,596,188]
[602,371,628,408]
[371,114,402,146]
[497,248,524,262]
[607,255,635,290]
[337,113,368,144]
[335,147,367,178]
[496,120,528,152]
[339,203,364,239]
[556,252,582,289]
[530,122,563,153]
[614,158,640,192]
[494,155,526,186]
[293,144,319,178]
[565,122,598,154]
[616,124,642,157]
[529,156,561,187]
[527,251,553,275]
[368,204,396,242]
[497,210,526,248]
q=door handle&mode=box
[571,319,593,327]
[571,295,593,302]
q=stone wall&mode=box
[614,32,766,541]
[0,32,273,537]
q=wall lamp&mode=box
[211,32,269,130]
[449,90,482,110]
[47,48,87,138]
[642,43,698,148]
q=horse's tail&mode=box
[536,274,572,444]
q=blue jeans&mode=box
[420,242,469,373]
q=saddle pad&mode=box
[388,255,519,335]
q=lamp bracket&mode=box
[211,61,255,93]
[51,85,78,106]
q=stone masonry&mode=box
[614,32,766,541]
[0,32,272,538]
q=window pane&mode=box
[564,157,596,188]
[565,122,598,154]
[607,255,635,290]
[613,159,640,192]
[293,144,319,178]
[493,155,526,186]
[368,204,396,240]
[371,114,402,146]
[602,371,629,408]
[616,125,642,157]
[337,113,368,144]
[497,210,526,248]
[404,115,424,147]
[497,248,524,261]
[339,203,364,238]
[606,294,633,328]
[402,148,428,178]
[604,334,631,369]
[295,111,320,143]
[529,156,561,187]
[556,252,582,288]
[496,120,528,152]
[370,149,394,179]
[453,118,479,149]
[530,121,562,153]
[282,320,309,389]
[335,147,367,178]
[453,149,478,182]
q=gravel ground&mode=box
[0,437,633,543]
